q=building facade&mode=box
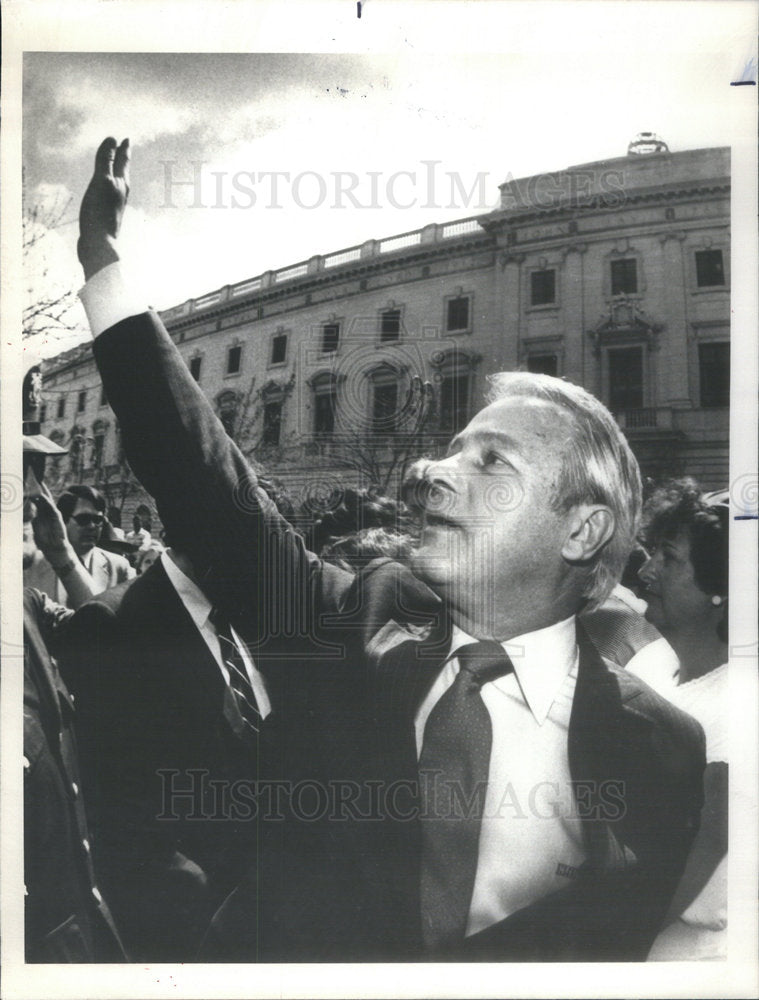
[39,140,730,524]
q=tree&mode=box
[23,181,79,341]
[325,376,439,495]
[94,452,145,524]
[227,372,298,462]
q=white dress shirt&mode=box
[79,262,148,338]
[415,615,587,937]
[161,551,271,719]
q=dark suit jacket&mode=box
[92,309,706,962]
[60,559,295,962]
[23,588,125,963]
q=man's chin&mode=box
[409,546,451,589]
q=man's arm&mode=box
[31,482,97,610]
[77,139,326,641]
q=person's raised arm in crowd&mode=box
[76,138,336,641]
[26,481,99,613]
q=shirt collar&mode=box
[449,615,578,725]
[161,550,213,631]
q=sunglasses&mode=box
[70,512,104,527]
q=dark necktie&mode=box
[419,639,514,952]
[210,608,261,736]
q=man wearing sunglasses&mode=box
[24,484,134,606]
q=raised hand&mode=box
[31,481,75,568]
[78,137,130,280]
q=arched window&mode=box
[309,372,340,437]
[215,390,240,438]
[91,419,108,469]
[260,382,285,447]
[366,362,406,435]
[69,425,86,475]
[430,349,481,435]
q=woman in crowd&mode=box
[637,479,728,960]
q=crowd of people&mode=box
[20,136,729,965]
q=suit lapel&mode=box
[135,563,246,739]
[89,547,107,591]
[569,621,647,871]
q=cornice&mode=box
[481,182,731,232]
[163,235,496,334]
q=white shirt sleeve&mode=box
[78,262,150,338]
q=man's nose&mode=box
[421,456,464,515]
[638,552,657,585]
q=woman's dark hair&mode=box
[309,487,415,555]
[320,527,416,572]
[56,484,107,521]
[642,478,728,598]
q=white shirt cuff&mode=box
[78,262,150,338]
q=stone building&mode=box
[39,137,730,525]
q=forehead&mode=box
[652,527,691,553]
[465,395,574,446]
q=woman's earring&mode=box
[711,595,723,607]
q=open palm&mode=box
[78,137,130,265]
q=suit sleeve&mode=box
[92,311,324,644]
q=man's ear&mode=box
[561,505,615,564]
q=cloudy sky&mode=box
[21,3,755,356]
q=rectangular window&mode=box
[271,334,288,365]
[699,342,730,408]
[527,354,558,376]
[695,249,725,288]
[190,357,202,381]
[227,345,242,374]
[530,270,556,306]
[314,391,336,435]
[321,323,340,354]
[439,373,470,434]
[39,404,47,423]
[372,382,399,433]
[57,397,66,419]
[77,390,87,413]
[608,347,644,411]
[380,309,401,343]
[446,296,470,332]
[100,386,108,406]
[262,400,282,446]
[610,258,638,295]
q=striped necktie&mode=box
[419,640,514,951]
[209,608,261,735]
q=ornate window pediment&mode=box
[429,347,482,373]
[306,370,345,390]
[588,299,663,353]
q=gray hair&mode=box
[486,372,642,609]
